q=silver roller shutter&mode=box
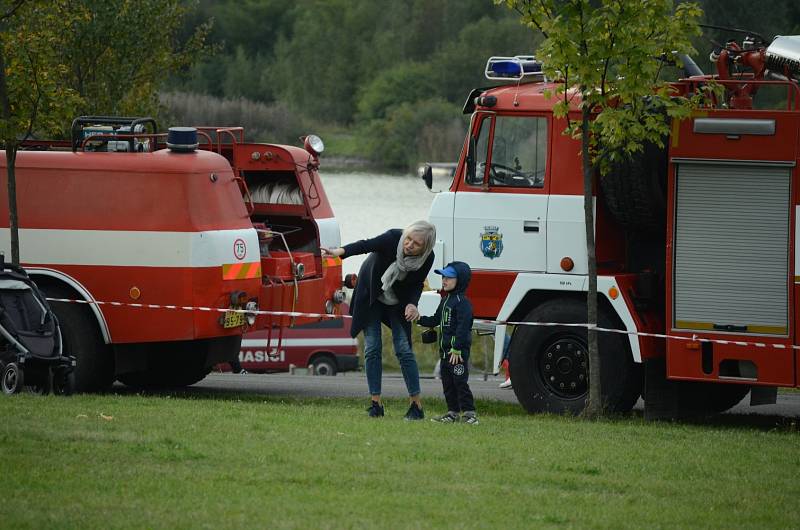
[673,161,791,336]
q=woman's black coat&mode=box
[342,229,434,340]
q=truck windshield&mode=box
[473,116,547,188]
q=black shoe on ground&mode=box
[431,412,459,423]
[463,412,479,425]
[367,401,384,418]
[404,402,424,421]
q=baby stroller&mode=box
[0,256,75,395]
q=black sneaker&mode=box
[367,401,384,418]
[431,412,459,423]
[404,402,424,421]
[463,413,479,425]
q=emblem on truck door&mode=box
[480,226,503,259]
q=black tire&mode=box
[600,141,667,236]
[677,382,750,415]
[618,362,643,412]
[53,369,76,396]
[45,286,114,392]
[1,362,24,394]
[310,355,337,376]
[118,340,220,389]
[509,298,638,414]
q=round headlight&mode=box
[304,134,325,156]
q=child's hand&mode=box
[449,351,463,365]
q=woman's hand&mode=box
[321,247,344,258]
[404,304,420,321]
[449,351,463,365]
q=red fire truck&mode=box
[233,304,358,375]
[0,117,345,391]
[421,33,800,418]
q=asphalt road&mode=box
[181,371,800,420]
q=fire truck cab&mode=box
[0,117,344,391]
[422,34,800,417]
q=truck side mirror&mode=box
[421,164,433,190]
[466,136,477,183]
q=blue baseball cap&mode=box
[434,265,458,278]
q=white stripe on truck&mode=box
[0,228,260,268]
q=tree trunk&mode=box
[581,104,602,418]
[0,38,20,265]
[6,143,19,265]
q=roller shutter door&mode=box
[673,161,791,336]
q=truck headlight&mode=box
[245,300,258,326]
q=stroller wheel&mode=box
[53,369,76,396]
[1,362,24,394]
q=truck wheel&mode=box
[600,141,667,236]
[118,340,220,389]
[509,299,638,414]
[310,355,337,376]
[53,369,76,396]
[46,288,114,392]
[677,382,751,415]
[1,362,24,394]
[618,362,643,412]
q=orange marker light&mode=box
[129,286,141,300]
[608,286,619,300]
[560,257,574,271]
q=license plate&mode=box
[223,308,246,328]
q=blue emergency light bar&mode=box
[485,55,544,81]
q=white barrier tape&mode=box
[45,297,799,351]
[474,318,800,352]
[45,297,342,321]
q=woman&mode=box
[322,220,436,420]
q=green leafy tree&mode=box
[501,0,703,417]
[56,0,212,118]
[0,0,82,264]
[364,97,465,170]
[356,62,437,122]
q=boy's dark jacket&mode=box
[418,261,473,357]
[343,229,434,339]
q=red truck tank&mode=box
[0,117,345,391]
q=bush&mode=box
[360,98,467,170]
[159,91,306,145]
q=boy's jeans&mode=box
[362,303,421,397]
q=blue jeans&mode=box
[362,303,421,397]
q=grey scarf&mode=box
[378,238,430,305]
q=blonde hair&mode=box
[402,220,436,257]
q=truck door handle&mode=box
[523,221,539,233]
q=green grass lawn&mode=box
[1,392,798,529]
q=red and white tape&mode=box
[45,297,800,351]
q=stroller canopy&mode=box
[0,276,60,359]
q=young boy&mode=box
[418,261,478,424]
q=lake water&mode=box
[319,171,441,276]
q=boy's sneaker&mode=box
[463,412,480,425]
[499,378,512,389]
[431,412,459,423]
[367,401,384,418]
[404,402,424,421]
